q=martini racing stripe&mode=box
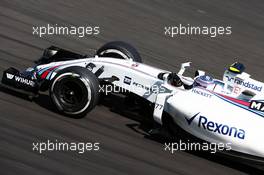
[39,66,60,79]
[194,87,264,117]
[37,66,51,76]
[215,93,264,117]
[218,94,250,107]
[38,60,89,80]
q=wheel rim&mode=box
[59,80,84,106]
[52,73,91,114]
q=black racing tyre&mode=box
[96,41,142,63]
[49,66,99,118]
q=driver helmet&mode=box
[194,75,214,89]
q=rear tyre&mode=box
[49,66,99,118]
[96,41,142,63]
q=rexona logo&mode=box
[249,100,264,112]
[185,113,245,140]
[225,76,262,92]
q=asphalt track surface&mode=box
[0,0,264,174]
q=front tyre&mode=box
[50,66,99,118]
[96,41,142,63]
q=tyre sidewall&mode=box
[50,66,99,117]
[96,41,142,63]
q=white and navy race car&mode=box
[1,41,264,165]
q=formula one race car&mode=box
[1,41,264,167]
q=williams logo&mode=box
[185,113,245,139]
[15,76,35,87]
[249,100,264,112]
[6,73,14,80]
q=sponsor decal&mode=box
[185,113,245,140]
[225,76,262,92]
[15,76,35,87]
[133,82,150,91]
[249,100,264,112]
[6,73,14,80]
[233,86,241,94]
[123,76,132,85]
[6,73,35,87]
[131,63,139,67]
[185,112,198,125]
[191,88,212,98]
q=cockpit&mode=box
[160,62,263,102]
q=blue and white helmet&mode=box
[194,75,214,88]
